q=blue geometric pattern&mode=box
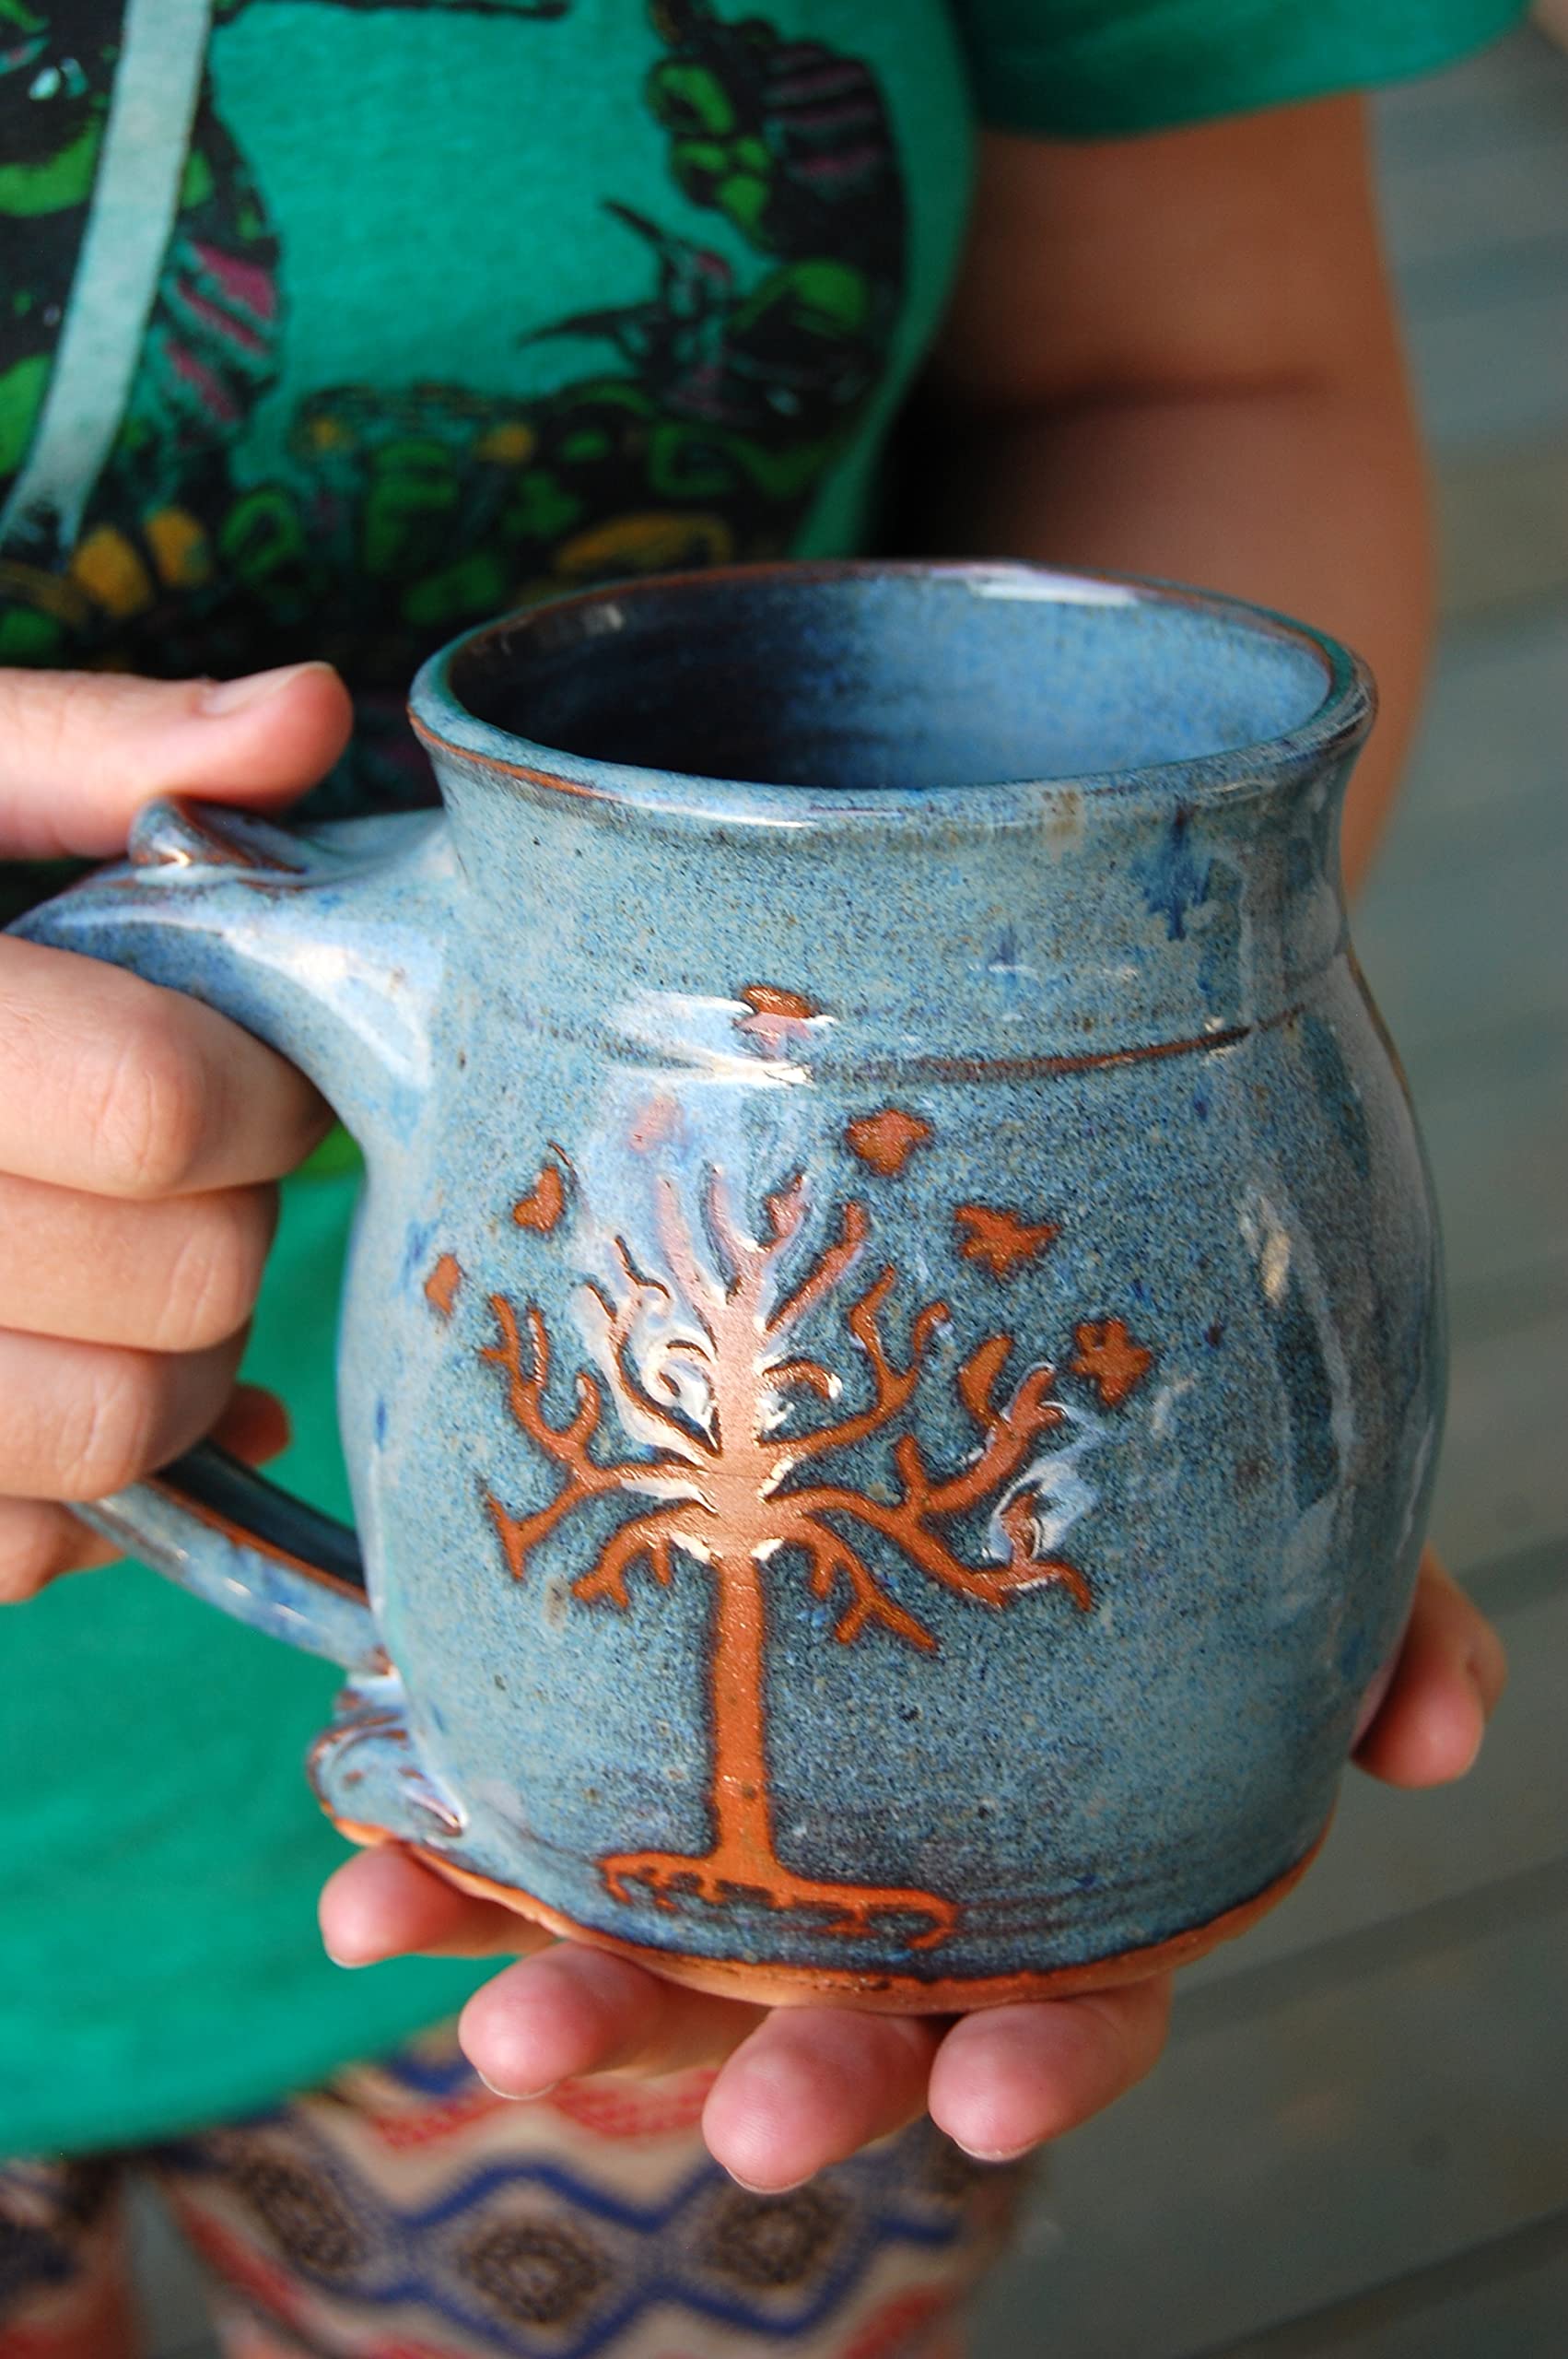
[157,2105,987,2355]
[0,2027,1012,2358]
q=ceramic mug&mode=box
[15,562,1444,2010]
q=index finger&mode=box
[320,1844,545,1964]
[0,934,330,1195]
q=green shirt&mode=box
[0,0,1522,2157]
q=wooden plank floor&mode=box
[135,25,1568,2359]
[969,26,1568,2358]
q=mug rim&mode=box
[407,558,1375,824]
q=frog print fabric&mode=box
[0,0,968,730]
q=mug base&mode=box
[326,1808,1330,2012]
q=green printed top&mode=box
[0,0,1522,2155]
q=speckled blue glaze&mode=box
[15,564,1444,2005]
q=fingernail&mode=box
[727,2171,812,2196]
[198,660,334,716]
[475,2070,559,2102]
[959,2141,1036,2165]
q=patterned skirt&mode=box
[0,2025,1025,2358]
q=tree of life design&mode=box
[478,1163,1150,1946]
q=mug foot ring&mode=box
[325,1809,1330,2013]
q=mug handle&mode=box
[11,796,454,1673]
[80,1441,380,1671]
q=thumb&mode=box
[0,662,356,860]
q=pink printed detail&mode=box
[792,145,889,189]
[784,99,882,135]
[772,65,871,101]
[840,2288,959,2359]
[360,2085,509,2152]
[163,343,242,424]
[545,2069,718,2140]
[174,281,270,359]
[166,2207,312,2336]
[190,241,279,323]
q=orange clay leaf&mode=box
[845,1108,931,1176]
[954,1203,1060,1277]
[1071,1317,1154,1408]
[424,1251,463,1318]
[513,1162,567,1233]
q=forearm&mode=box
[902,100,1434,893]
[905,373,1431,892]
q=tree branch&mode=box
[655,1172,723,1336]
[792,1485,986,1601]
[480,1293,704,1582]
[759,1171,811,1252]
[766,1198,871,1338]
[786,1336,1082,1611]
[787,1519,938,1650]
[909,1342,1063,1515]
[481,1296,603,1464]
[702,1165,753,1296]
[768,1356,838,1402]
[779,1271,948,1464]
[574,1507,710,1610]
[583,1250,713,1465]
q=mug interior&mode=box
[442,567,1338,793]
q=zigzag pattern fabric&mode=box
[0,2026,1023,2357]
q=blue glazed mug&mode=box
[15,562,1444,2010]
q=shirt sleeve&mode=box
[951,0,1531,136]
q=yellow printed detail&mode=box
[69,527,153,618]
[475,422,538,465]
[554,511,734,581]
[144,509,213,589]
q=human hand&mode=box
[321,1546,1504,2187]
[0,662,354,1601]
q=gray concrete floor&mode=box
[135,24,1568,2359]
